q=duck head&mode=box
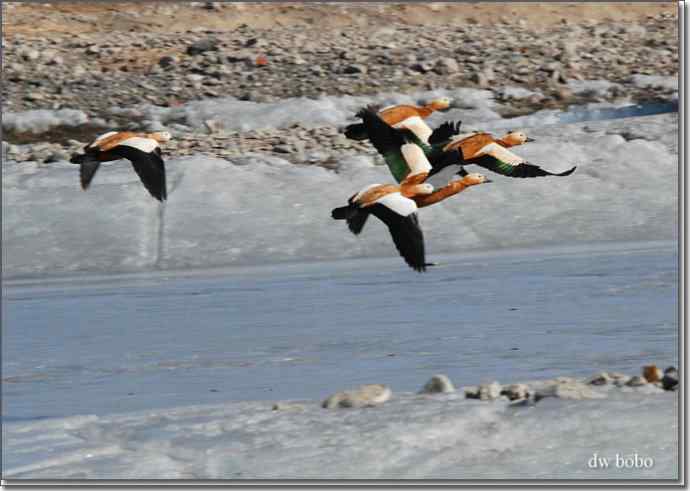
[462,173,492,186]
[150,131,173,143]
[500,131,535,147]
[428,97,451,112]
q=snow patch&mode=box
[2,109,89,134]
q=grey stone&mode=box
[586,372,612,385]
[159,55,178,68]
[501,383,530,401]
[419,374,456,394]
[20,48,40,61]
[322,384,392,409]
[535,381,604,401]
[478,382,502,401]
[44,151,70,163]
[410,62,433,74]
[187,38,218,56]
[434,57,460,75]
[272,402,305,411]
[343,64,367,75]
[625,376,648,387]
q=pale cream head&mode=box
[462,173,491,185]
[428,97,451,111]
[501,131,530,146]
[150,131,172,143]
[414,183,435,194]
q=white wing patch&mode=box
[379,104,399,112]
[394,116,433,143]
[375,192,418,217]
[400,143,432,176]
[117,137,159,153]
[89,131,119,148]
[479,142,526,166]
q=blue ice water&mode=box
[2,240,677,422]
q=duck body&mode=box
[430,131,577,179]
[355,106,462,183]
[70,131,171,202]
[344,97,451,141]
[331,180,434,272]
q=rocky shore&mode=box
[2,3,679,163]
[311,363,679,411]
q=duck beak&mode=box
[525,137,536,142]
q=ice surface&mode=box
[629,74,678,92]
[2,389,678,479]
[2,110,677,278]
[2,109,89,134]
[110,87,501,133]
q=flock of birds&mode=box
[69,97,576,272]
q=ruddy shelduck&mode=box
[332,177,435,272]
[70,130,171,202]
[345,97,451,142]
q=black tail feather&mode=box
[332,203,370,235]
[344,123,368,141]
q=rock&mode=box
[85,45,101,55]
[625,376,648,387]
[535,381,605,401]
[642,365,663,383]
[501,383,530,401]
[434,57,460,75]
[322,384,392,409]
[419,374,455,394]
[410,62,433,73]
[478,381,502,401]
[587,372,612,385]
[24,92,44,102]
[187,38,218,56]
[661,367,678,391]
[343,64,367,75]
[186,73,204,83]
[44,151,70,163]
[20,48,40,61]
[204,119,224,134]
[158,55,178,68]
[272,402,305,412]
[273,144,292,154]
[472,71,490,88]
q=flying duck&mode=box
[70,131,171,202]
[355,106,463,183]
[331,178,434,272]
[344,97,451,141]
[430,130,577,179]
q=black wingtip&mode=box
[355,105,380,120]
[556,166,577,176]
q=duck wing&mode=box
[109,138,167,201]
[470,143,576,178]
[369,193,426,272]
[428,120,462,145]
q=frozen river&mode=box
[1,240,678,479]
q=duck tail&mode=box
[331,203,356,220]
[344,122,368,141]
[332,203,369,235]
